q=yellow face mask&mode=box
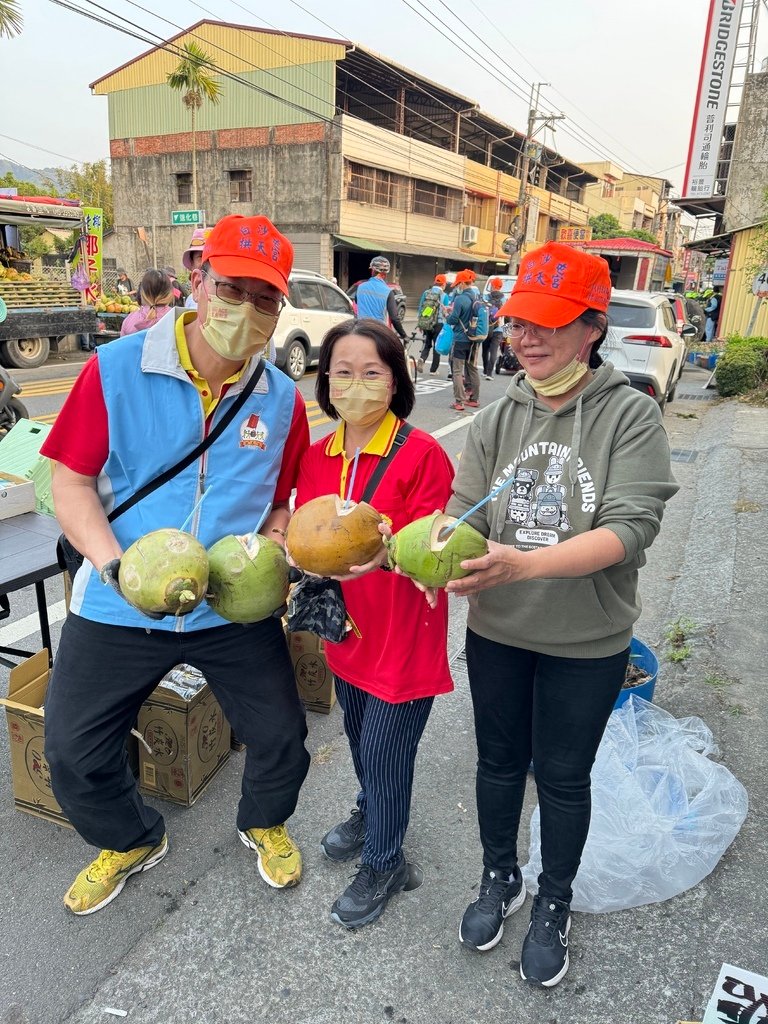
[526,328,594,397]
[329,379,391,427]
[201,297,279,361]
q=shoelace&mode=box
[346,863,378,897]
[530,899,568,945]
[263,827,294,857]
[341,810,365,839]
[475,872,515,912]
[87,850,121,883]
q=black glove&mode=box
[99,559,167,621]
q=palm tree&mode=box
[166,42,223,211]
[0,0,23,38]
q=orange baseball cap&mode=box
[454,269,476,286]
[498,242,611,327]
[489,277,504,291]
[434,274,447,285]
[201,214,294,295]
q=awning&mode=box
[684,231,733,257]
[333,235,487,265]
[675,195,726,219]
[0,197,84,229]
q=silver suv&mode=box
[273,270,354,380]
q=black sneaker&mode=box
[320,808,366,862]
[459,867,526,951]
[520,894,572,987]
[330,861,409,929]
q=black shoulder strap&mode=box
[106,358,266,524]
[361,422,414,504]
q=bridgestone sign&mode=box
[682,0,744,200]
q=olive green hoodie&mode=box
[447,364,679,658]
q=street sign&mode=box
[712,257,729,286]
[171,210,204,226]
[752,267,768,298]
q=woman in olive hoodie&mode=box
[445,242,678,988]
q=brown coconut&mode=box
[286,494,385,576]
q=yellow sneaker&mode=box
[63,834,169,915]
[238,824,302,888]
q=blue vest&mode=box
[356,276,390,322]
[70,312,295,631]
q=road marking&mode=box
[32,413,58,424]
[19,378,79,398]
[433,414,478,439]
[0,600,67,647]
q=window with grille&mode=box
[412,180,462,221]
[229,170,252,203]
[346,162,407,210]
[175,173,192,204]
[464,194,495,231]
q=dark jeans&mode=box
[419,329,441,373]
[45,613,310,852]
[465,628,628,902]
[482,333,502,376]
[335,677,433,872]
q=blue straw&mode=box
[251,500,273,538]
[343,447,362,510]
[179,485,212,533]
[439,475,517,538]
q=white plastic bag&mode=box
[522,696,749,913]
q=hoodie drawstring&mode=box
[569,394,584,496]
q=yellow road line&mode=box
[31,413,58,424]
[19,379,79,398]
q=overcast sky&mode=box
[1,0,766,195]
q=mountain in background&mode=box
[0,160,62,189]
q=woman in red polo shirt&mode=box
[294,317,454,930]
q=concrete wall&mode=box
[109,122,341,279]
[724,70,768,232]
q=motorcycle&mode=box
[0,364,29,437]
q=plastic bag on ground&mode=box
[522,696,749,913]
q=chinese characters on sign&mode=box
[70,207,103,304]
[171,210,204,226]
[557,226,593,243]
[702,963,768,1024]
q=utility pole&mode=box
[509,82,565,272]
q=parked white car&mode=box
[272,270,354,380]
[601,289,696,409]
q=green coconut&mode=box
[205,533,290,623]
[387,513,488,587]
[286,494,386,577]
[118,528,209,616]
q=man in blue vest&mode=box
[355,255,407,341]
[41,214,311,915]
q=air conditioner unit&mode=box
[461,225,479,246]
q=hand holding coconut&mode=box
[444,539,532,595]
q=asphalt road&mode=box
[4,359,763,1024]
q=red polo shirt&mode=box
[295,412,455,703]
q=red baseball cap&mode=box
[498,242,612,328]
[201,215,294,295]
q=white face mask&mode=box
[200,296,279,361]
[525,328,595,397]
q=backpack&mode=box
[467,298,489,341]
[417,288,441,332]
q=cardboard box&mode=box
[136,665,231,806]
[287,631,336,714]
[0,649,70,826]
[0,472,36,521]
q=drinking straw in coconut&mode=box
[438,475,517,540]
[245,501,273,555]
[179,485,212,533]
[343,447,362,510]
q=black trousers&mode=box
[482,333,502,376]
[465,627,628,902]
[419,329,441,373]
[45,613,310,852]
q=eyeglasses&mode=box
[327,370,393,392]
[202,272,285,315]
[504,322,558,341]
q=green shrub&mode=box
[715,335,768,396]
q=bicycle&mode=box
[404,329,421,384]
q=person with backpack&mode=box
[446,270,480,411]
[295,317,454,929]
[484,278,506,379]
[463,284,489,406]
[416,274,446,374]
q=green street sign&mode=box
[171,210,204,226]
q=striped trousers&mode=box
[334,677,434,872]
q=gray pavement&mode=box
[1,365,766,1024]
